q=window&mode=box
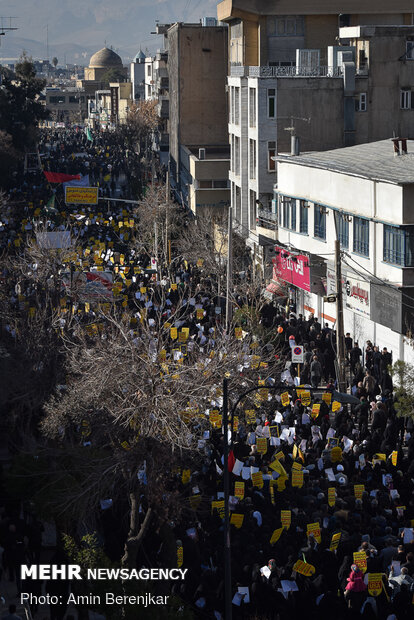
[268,16,304,37]
[234,136,240,176]
[400,89,414,110]
[383,225,414,266]
[334,212,350,249]
[267,88,276,118]
[406,40,414,60]
[280,196,296,230]
[234,87,240,124]
[268,141,276,171]
[314,205,326,240]
[249,139,256,180]
[147,65,151,76]
[299,200,309,234]
[49,96,65,103]
[199,180,212,188]
[69,96,79,103]
[249,87,256,127]
[212,180,229,189]
[250,190,257,229]
[355,93,367,112]
[231,135,234,172]
[353,217,369,256]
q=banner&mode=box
[44,171,80,183]
[62,271,113,301]
[65,186,99,205]
[272,246,311,292]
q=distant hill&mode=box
[0,0,219,65]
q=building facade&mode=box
[217,0,414,269]
[274,139,414,364]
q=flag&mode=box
[86,128,93,142]
[43,171,81,184]
[63,174,90,189]
[44,194,58,214]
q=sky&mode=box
[0,0,220,64]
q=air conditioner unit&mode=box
[198,148,206,160]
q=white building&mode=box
[130,50,146,101]
[274,138,414,364]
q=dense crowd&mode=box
[0,128,413,620]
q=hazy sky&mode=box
[0,0,220,62]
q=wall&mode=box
[168,25,228,184]
[305,15,338,65]
[276,78,344,152]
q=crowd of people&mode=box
[0,127,413,620]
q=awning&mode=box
[266,281,285,296]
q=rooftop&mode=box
[89,47,123,69]
[276,139,414,185]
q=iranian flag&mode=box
[43,171,81,184]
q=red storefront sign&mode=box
[272,246,311,292]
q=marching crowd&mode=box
[0,128,413,620]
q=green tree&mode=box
[52,56,58,69]
[101,67,126,84]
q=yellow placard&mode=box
[391,451,398,467]
[170,327,178,340]
[367,573,383,596]
[354,484,365,500]
[281,391,290,407]
[281,510,291,530]
[235,327,243,340]
[311,403,320,418]
[196,308,204,320]
[182,469,191,484]
[211,500,225,518]
[270,459,287,477]
[270,527,284,544]
[374,453,386,462]
[171,283,177,290]
[293,560,315,576]
[65,186,98,205]
[210,410,222,428]
[330,532,341,552]
[189,495,201,510]
[353,551,367,573]
[322,392,332,405]
[301,391,311,406]
[292,461,302,471]
[252,472,264,489]
[256,437,267,454]
[270,483,275,505]
[245,410,256,425]
[307,522,321,544]
[292,470,304,488]
[177,546,183,568]
[331,447,343,463]
[197,259,204,267]
[328,487,336,507]
[276,476,288,492]
[332,401,341,412]
[275,450,284,461]
[230,513,244,529]
[234,481,245,499]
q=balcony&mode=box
[257,208,278,229]
[230,65,343,78]
[157,96,169,119]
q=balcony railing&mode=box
[249,65,343,78]
[257,208,278,229]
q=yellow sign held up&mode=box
[367,573,383,596]
[391,451,398,466]
[354,484,365,500]
[281,392,290,407]
[307,522,321,544]
[328,487,336,507]
[170,327,178,340]
[65,186,98,205]
[353,551,367,573]
[177,546,183,568]
[256,437,267,454]
[281,510,291,529]
[291,470,304,488]
[230,513,244,529]
[330,532,341,552]
[234,481,245,499]
[293,560,315,576]
[270,527,284,544]
[252,472,264,489]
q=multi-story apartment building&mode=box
[217,0,414,270]
[274,138,414,364]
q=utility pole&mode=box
[225,205,233,329]
[165,170,169,265]
[335,239,346,392]
[222,378,232,620]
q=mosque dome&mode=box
[89,47,123,69]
